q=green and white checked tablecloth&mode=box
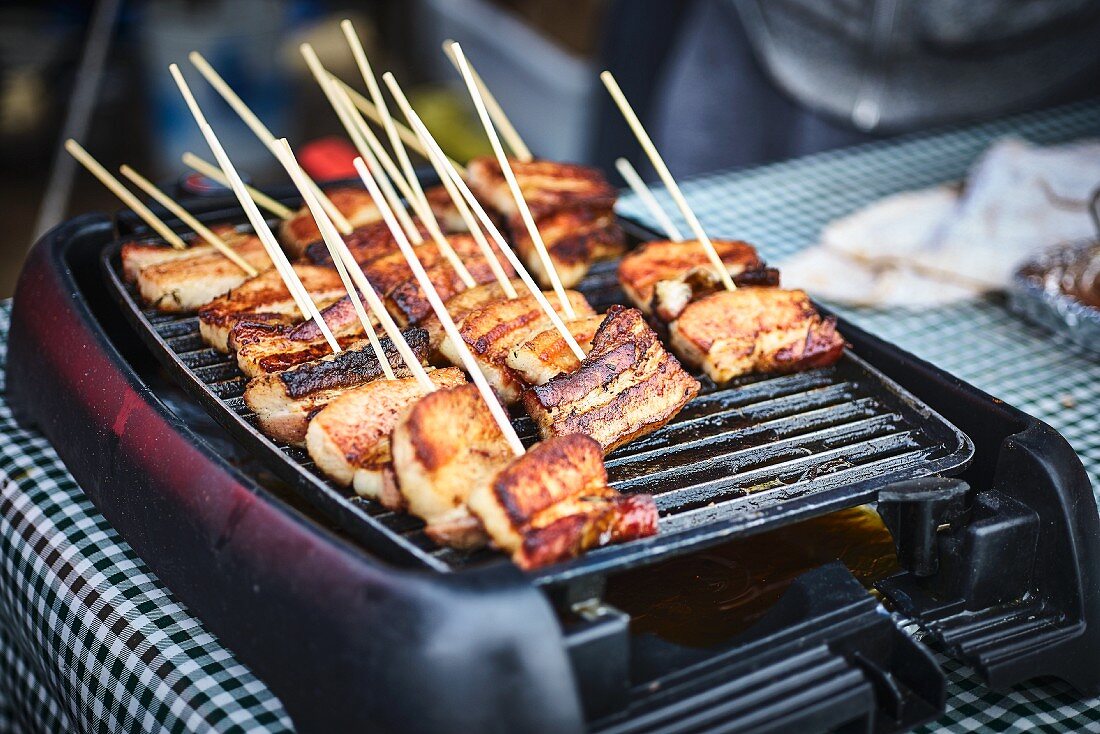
[2,99,1100,732]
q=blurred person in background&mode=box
[603,0,1100,176]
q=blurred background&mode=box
[1,0,1098,297]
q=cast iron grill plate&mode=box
[102,223,973,588]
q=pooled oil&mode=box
[604,506,899,648]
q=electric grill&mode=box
[9,190,1100,734]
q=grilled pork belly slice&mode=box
[245,328,430,445]
[439,290,595,403]
[391,383,513,549]
[618,239,779,322]
[133,235,272,312]
[505,315,604,386]
[418,279,522,357]
[384,234,517,326]
[303,219,430,267]
[467,157,618,219]
[230,298,373,377]
[197,264,345,352]
[307,368,467,502]
[467,434,658,570]
[279,187,382,258]
[510,206,625,288]
[669,288,846,382]
[425,184,465,232]
[523,306,700,452]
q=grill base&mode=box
[12,210,1100,733]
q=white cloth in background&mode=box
[782,137,1100,307]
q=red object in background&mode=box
[299,137,359,181]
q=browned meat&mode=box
[618,239,779,321]
[467,157,618,220]
[509,205,625,289]
[302,219,430,267]
[439,290,595,403]
[504,315,604,386]
[391,383,513,548]
[418,279,523,357]
[523,306,700,452]
[197,264,346,352]
[306,368,467,500]
[467,434,659,569]
[130,235,271,313]
[120,224,242,281]
[668,288,846,382]
[244,329,430,445]
[278,187,382,258]
[383,234,516,326]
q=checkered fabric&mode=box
[1,99,1098,732]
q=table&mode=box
[3,99,1099,732]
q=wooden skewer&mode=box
[343,19,427,211]
[397,95,586,361]
[614,158,684,242]
[600,71,734,291]
[65,140,186,249]
[299,43,420,243]
[448,45,577,319]
[384,77,516,298]
[274,139,395,379]
[332,76,467,177]
[181,152,293,220]
[187,51,354,235]
[331,80,475,289]
[441,40,532,163]
[170,63,338,351]
[120,165,259,275]
[355,156,523,455]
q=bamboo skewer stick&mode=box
[187,51,354,235]
[600,71,734,291]
[181,152,293,220]
[170,64,338,352]
[441,40,532,162]
[299,44,420,243]
[65,140,186,249]
[343,19,427,211]
[328,83,475,289]
[354,156,523,456]
[395,93,586,361]
[614,158,684,242]
[447,45,576,319]
[333,77,466,177]
[383,78,516,298]
[274,139,396,379]
[120,165,259,275]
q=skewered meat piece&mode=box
[509,205,625,289]
[391,383,514,549]
[307,368,468,506]
[504,315,604,386]
[120,224,244,281]
[467,157,618,219]
[424,184,465,233]
[197,264,345,351]
[244,328,430,445]
[668,288,846,382]
[439,290,595,403]
[278,187,381,258]
[523,306,699,452]
[302,220,418,267]
[618,239,779,322]
[230,298,371,377]
[418,278,523,356]
[384,234,516,326]
[131,235,272,312]
[467,434,658,570]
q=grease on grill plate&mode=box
[605,506,899,648]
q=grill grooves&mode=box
[103,231,972,587]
